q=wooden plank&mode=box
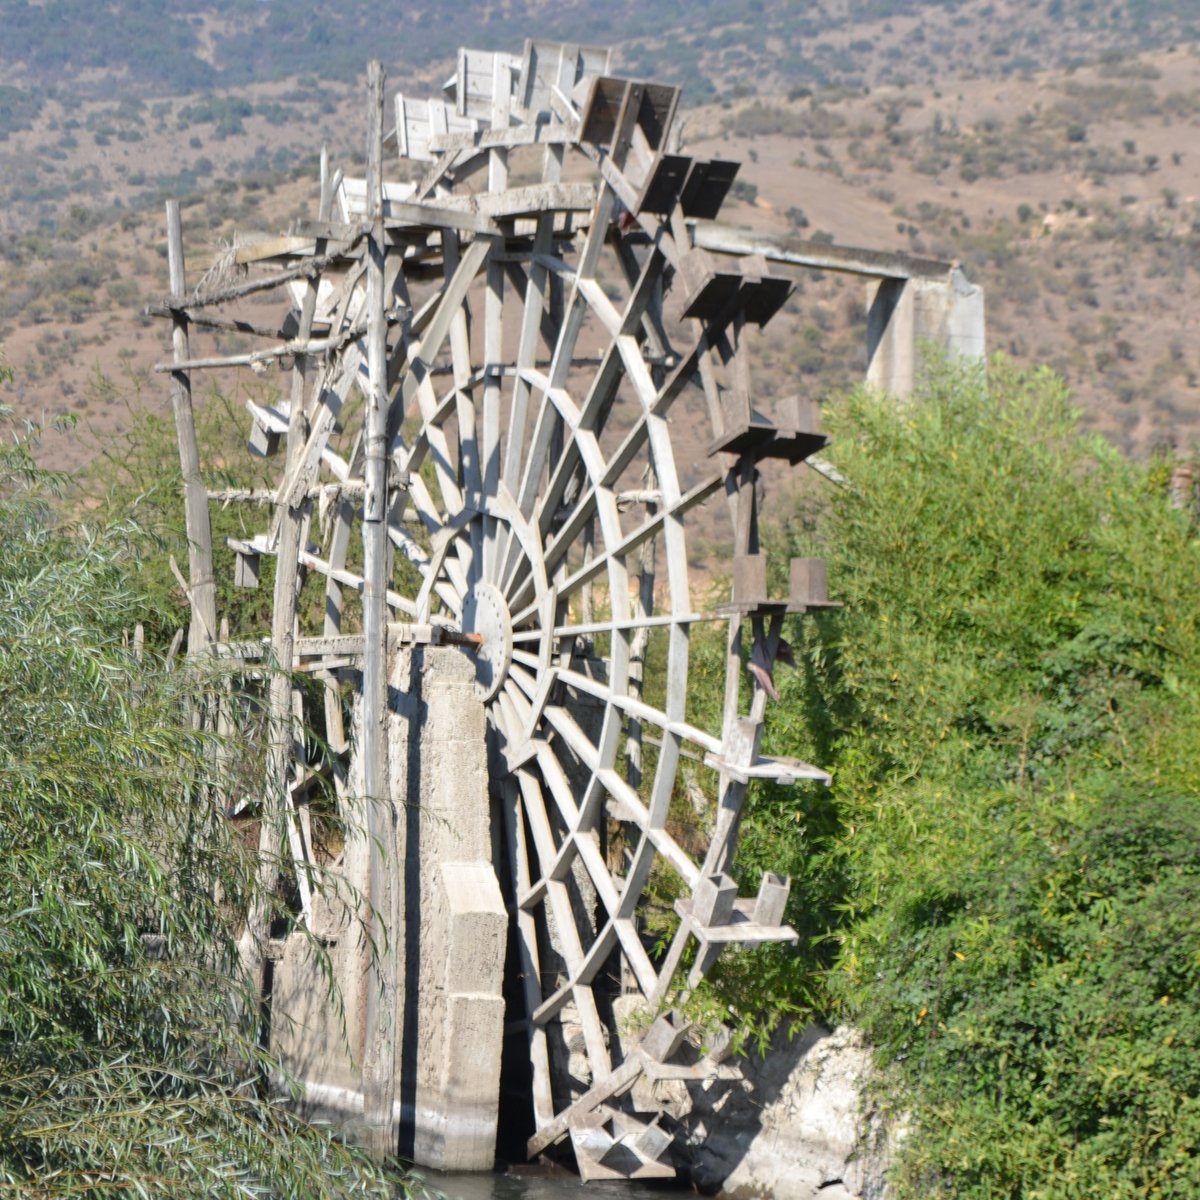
[385,199,498,235]
[679,160,740,220]
[691,220,953,282]
[143,303,296,340]
[518,39,611,121]
[501,213,555,496]
[360,62,399,1159]
[634,153,691,215]
[522,734,661,1000]
[429,123,578,154]
[395,94,478,161]
[546,660,720,754]
[509,181,618,536]
[672,902,801,945]
[470,181,596,218]
[455,47,519,121]
[296,547,417,616]
[701,751,830,785]
[337,174,419,218]
[234,234,325,264]
[526,1054,644,1157]
[500,779,556,1130]
[529,922,618,1024]
[515,768,613,1081]
[178,242,362,310]
[321,492,357,756]
[276,343,362,510]
[265,210,329,931]
[391,236,491,546]
[165,200,217,660]
[540,705,699,889]
[511,468,723,623]
[578,75,626,147]
[153,321,367,373]
[294,634,366,658]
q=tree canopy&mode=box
[735,358,1200,1198]
[0,407,395,1197]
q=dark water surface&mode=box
[413,1167,686,1200]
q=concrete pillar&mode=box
[404,646,506,1170]
[267,643,505,1172]
[866,266,985,396]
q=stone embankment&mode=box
[672,1025,897,1200]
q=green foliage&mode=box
[84,379,280,645]
[0,416,394,1196]
[766,358,1200,1197]
[873,790,1200,1199]
[178,95,254,139]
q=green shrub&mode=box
[744,358,1200,1198]
[0,410,395,1197]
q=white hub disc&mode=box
[461,581,512,702]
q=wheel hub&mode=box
[461,581,512,702]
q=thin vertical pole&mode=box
[240,175,326,984]
[266,157,329,928]
[360,58,397,1161]
[319,144,330,217]
[165,201,216,656]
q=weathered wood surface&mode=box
[165,201,216,659]
[359,61,400,1161]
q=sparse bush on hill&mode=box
[0,85,44,140]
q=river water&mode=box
[414,1168,684,1200]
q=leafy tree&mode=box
[760,358,1200,1198]
[0,400,395,1197]
[83,377,281,645]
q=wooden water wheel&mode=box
[158,41,846,1181]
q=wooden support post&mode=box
[360,59,399,1162]
[239,199,323,997]
[626,471,657,792]
[165,200,217,657]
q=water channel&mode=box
[415,1168,685,1200]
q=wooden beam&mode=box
[360,59,399,1162]
[165,200,216,659]
[690,220,953,282]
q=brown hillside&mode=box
[2,41,1200,476]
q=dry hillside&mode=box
[1,6,1199,473]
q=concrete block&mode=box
[753,871,791,927]
[693,873,738,927]
[866,270,985,398]
[441,862,507,995]
[269,623,505,1173]
[414,992,506,1170]
[641,1011,688,1062]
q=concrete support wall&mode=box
[403,648,506,1170]
[865,266,986,396]
[268,644,505,1171]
